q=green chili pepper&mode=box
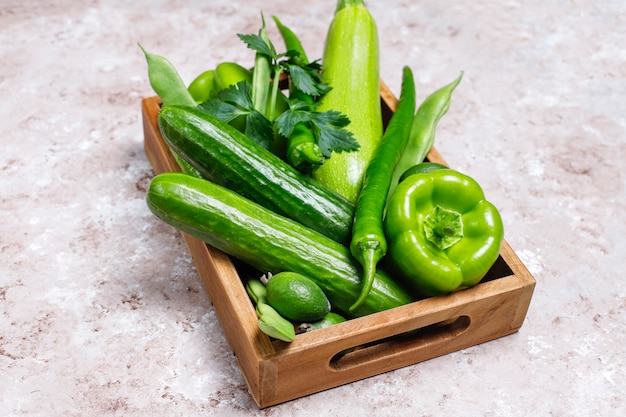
[348,66,416,311]
[384,168,504,297]
[273,15,309,63]
[387,72,463,204]
[286,122,325,173]
[274,16,326,173]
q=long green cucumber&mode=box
[157,105,354,244]
[312,0,383,203]
[146,172,414,318]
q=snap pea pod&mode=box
[139,44,196,107]
[246,279,296,342]
[139,44,203,178]
[387,72,463,203]
[349,66,416,311]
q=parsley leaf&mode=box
[198,81,275,149]
[274,98,314,137]
[218,81,254,109]
[274,99,359,158]
[310,111,360,157]
[237,33,276,58]
[287,64,331,97]
[199,99,246,124]
[245,110,275,150]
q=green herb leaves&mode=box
[198,14,359,165]
[200,82,274,150]
[275,100,359,158]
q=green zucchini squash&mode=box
[312,0,383,203]
[157,105,354,244]
[146,172,414,317]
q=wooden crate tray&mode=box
[141,81,536,408]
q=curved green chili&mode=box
[349,66,416,311]
[387,72,463,204]
[286,122,325,173]
[274,15,325,173]
[273,15,309,63]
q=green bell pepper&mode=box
[384,168,504,297]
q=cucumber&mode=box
[146,172,414,318]
[157,105,354,244]
[312,0,383,203]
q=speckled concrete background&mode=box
[1,0,625,416]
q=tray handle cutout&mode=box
[330,315,471,371]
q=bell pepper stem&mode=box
[423,205,463,250]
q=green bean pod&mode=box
[139,44,203,178]
[251,15,272,117]
[387,72,463,203]
[139,44,196,108]
[349,66,416,311]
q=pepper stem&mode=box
[349,242,382,312]
[423,205,463,250]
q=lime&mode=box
[265,272,331,322]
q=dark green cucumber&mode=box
[157,105,354,244]
[147,172,414,318]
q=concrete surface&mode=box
[1,0,625,416]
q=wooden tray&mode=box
[141,81,536,408]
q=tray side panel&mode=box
[255,268,531,407]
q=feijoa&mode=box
[265,272,331,322]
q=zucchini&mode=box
[312,0,383,203]
[158,105,354,244]
[147,172,414,317]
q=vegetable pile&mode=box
[140,0,504,343]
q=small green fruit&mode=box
[266,272,331,322]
